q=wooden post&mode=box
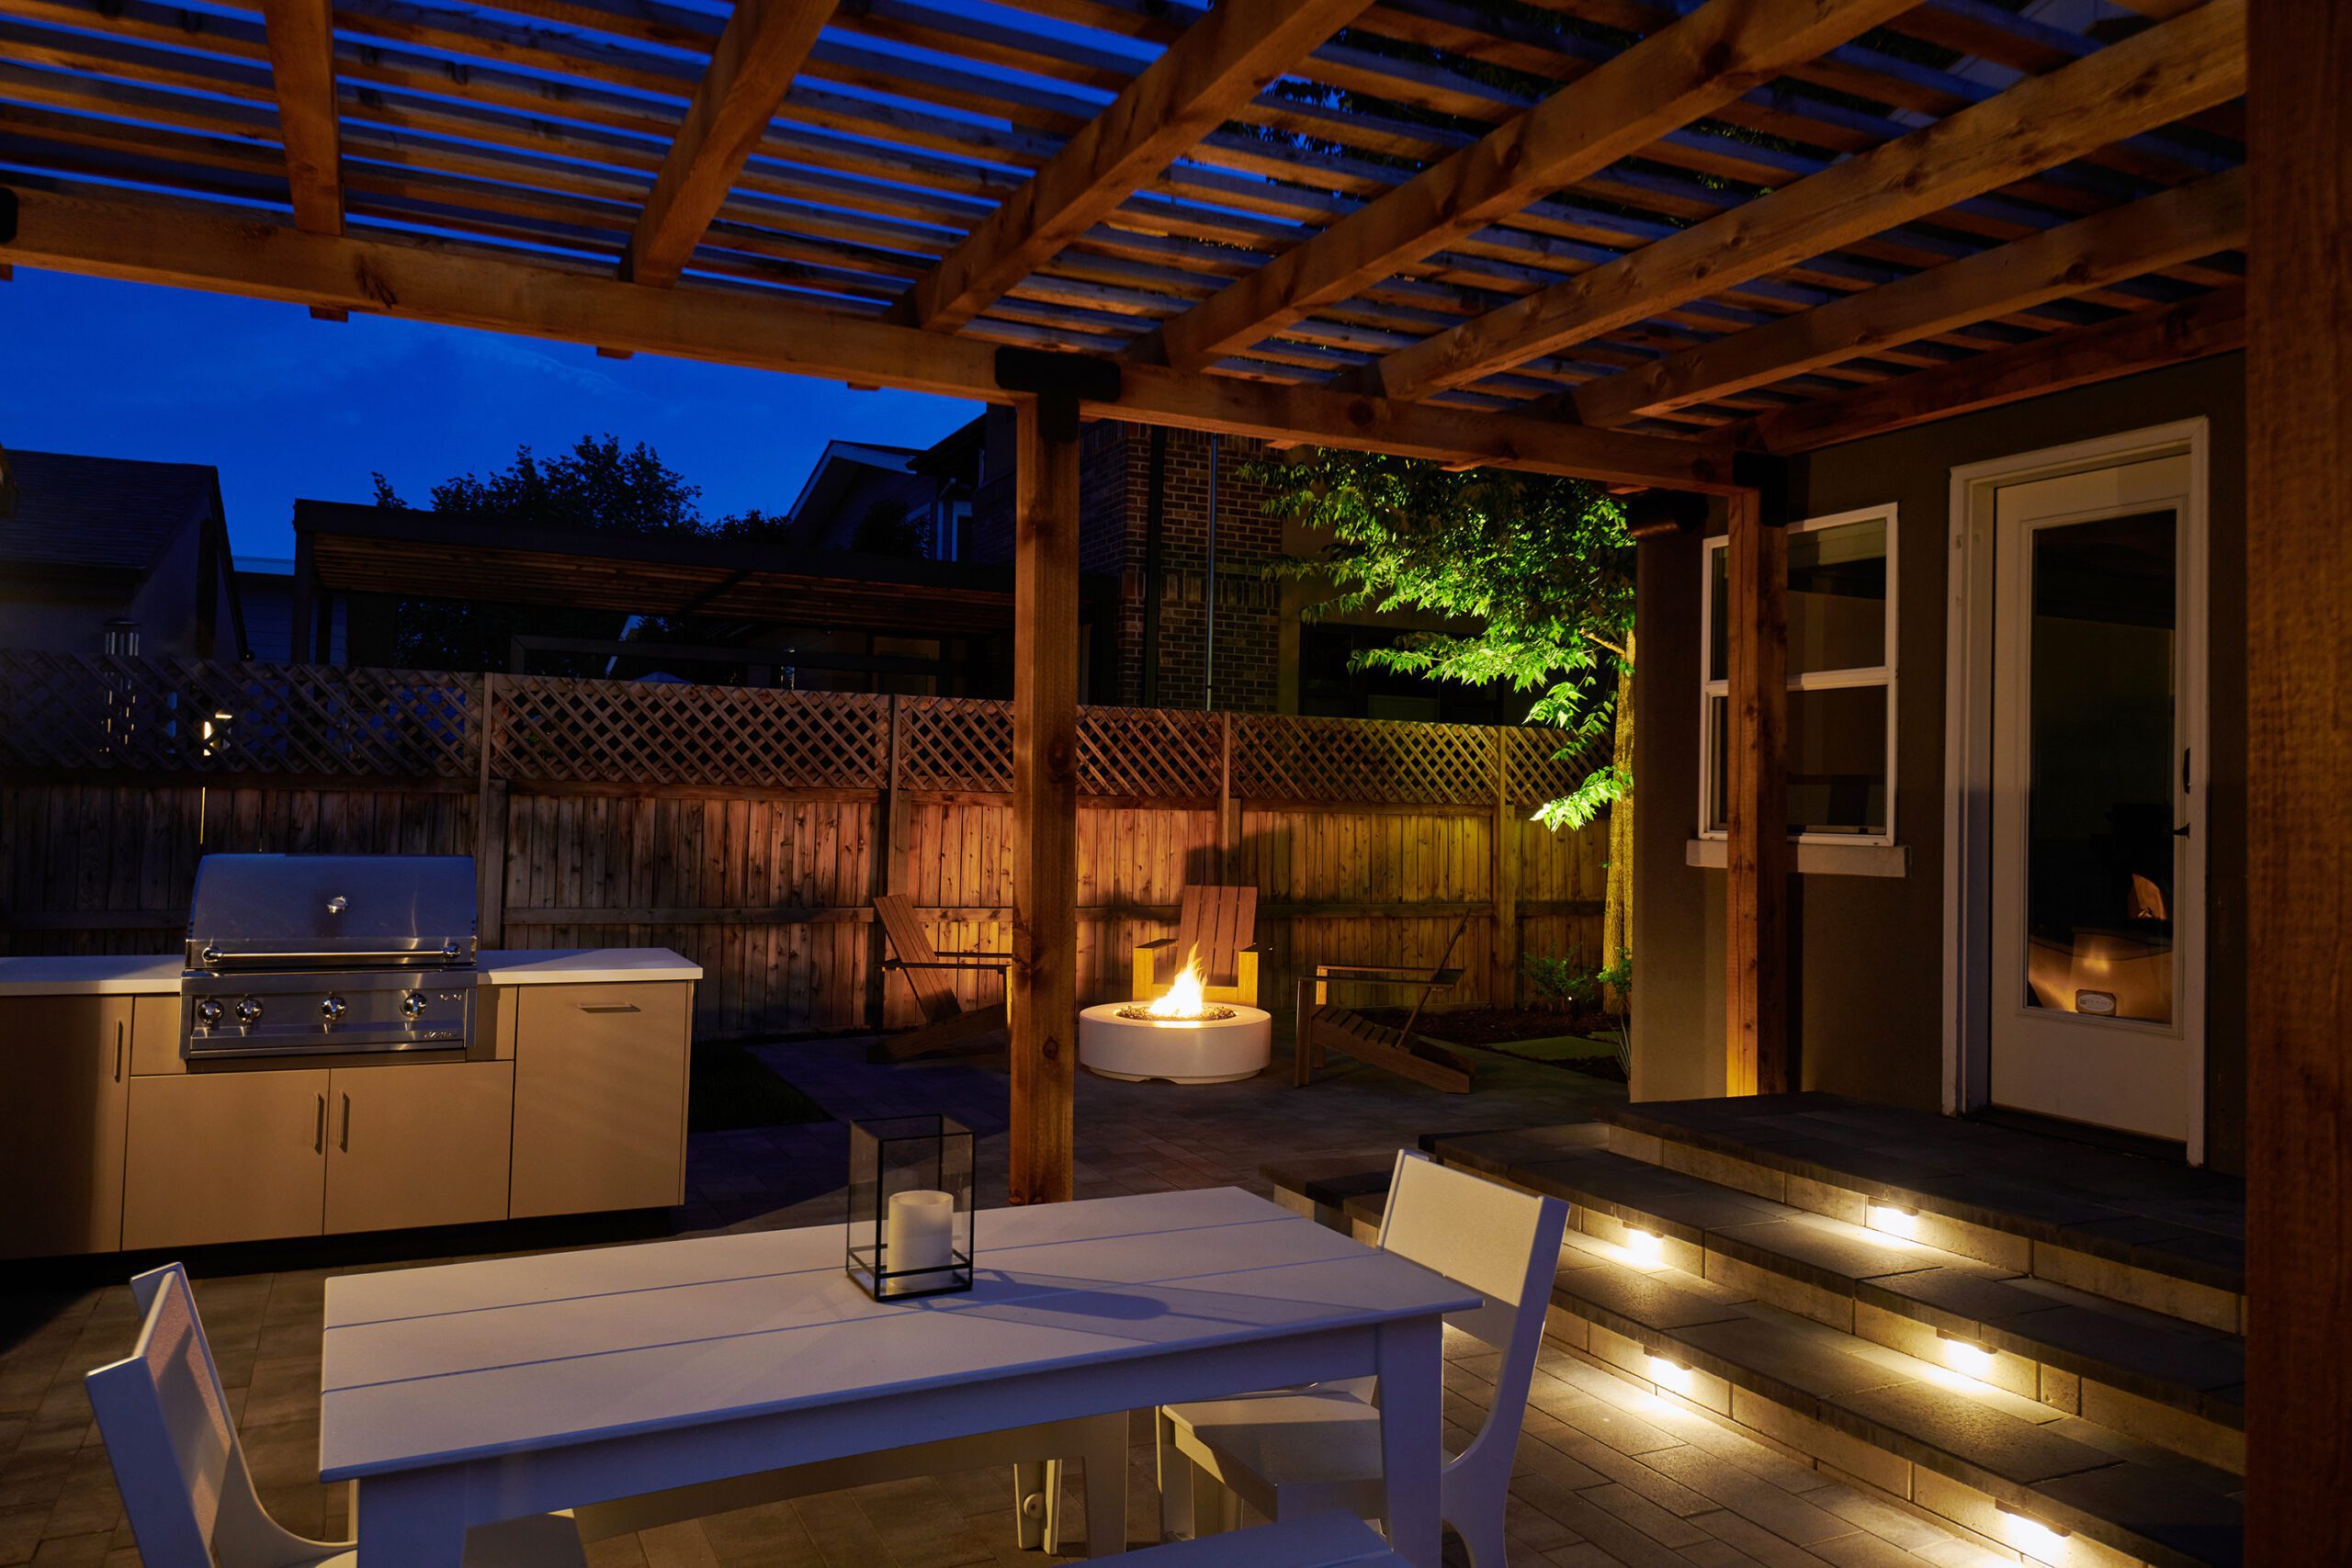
[1009,399,1081,1205]
[866,693,902,1031]
[1723,490,1788,1095]
[474,672,506,948]
[1492,728,1521,1008]
[1218,711,1238,880]
[2247,4,2352,1557]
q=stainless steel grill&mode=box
[182,853,477,1059]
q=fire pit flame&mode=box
[1117,945,1235,1022]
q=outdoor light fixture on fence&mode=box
[846,1114,975,1302]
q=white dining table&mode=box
[319,1186,1478,1565]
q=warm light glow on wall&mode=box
[1939,1332,1995,1378]
[1865,1202,1919,1239]
[1998,1504,2071,1561]
[1626,1226,1667,1265]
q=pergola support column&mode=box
[1008,396,1082,1205]
[1723,485,1789,1096]
[2246,2,2352,1555]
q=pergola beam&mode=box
[893,0,1374,335]
[0,181,1738,491]
[1571,167,2247,429]
[1146,0,1922,375]
[624,0,834,288]
[257,0,340,234]
[1714,283,2245,456]
[1367,0,2246,401]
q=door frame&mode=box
[1940,419,2211,1163]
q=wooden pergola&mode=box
[0,0,2339,1549]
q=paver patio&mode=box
[3,1039,2007,1566]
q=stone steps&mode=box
[1263,1118,2247,1568]
[1598,1096,2245,1332]
[1427,1125,2245,1474]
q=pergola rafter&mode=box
[255,0,339,235]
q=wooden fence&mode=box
[0,653,1610,1038]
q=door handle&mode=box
[2174,823,2191,838]
[340,1092,352,1153]
[315,1092,326,1154]
[115,1021,124,1082]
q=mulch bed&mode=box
[1354,1005,1631,1084]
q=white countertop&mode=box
[477,949,703,986]
[0,948,700,997]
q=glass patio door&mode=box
[1987,455,2199,1142]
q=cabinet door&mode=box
[124,1070,329,1249]
[326,1061,514,1235]
[0,998,130,1258]
[510,982,691,1218]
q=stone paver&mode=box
[2,1036,2007,1566]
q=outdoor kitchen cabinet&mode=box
[122,1060,517,1248]
[325,1060,514,1235]
[508,980,692,1218]
[0,997,131,1258]
[123,1067,332,1250]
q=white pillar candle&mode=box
[886,1189,956,1274]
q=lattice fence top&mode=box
[0,652,476,777]
[0,652,1608,809]
[1078,705,1223,799]
[493,675,889,788]
[1505,725,1614,808]
[1231,714,1497,807]
[898,695,1010,794]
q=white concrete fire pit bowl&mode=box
[1079,1001,1272,1084]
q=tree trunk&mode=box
[1601,634,1634,1010]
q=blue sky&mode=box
[0,267,984,563]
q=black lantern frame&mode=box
[846,1114,976,1301]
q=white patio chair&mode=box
[85,1262,588,1568]
[1153,1150,1566,1566]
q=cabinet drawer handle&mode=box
[340,1092,352,1153]
[115,1021,124,1083]
[578,1002,641,1014]
[315,1093,326,1154]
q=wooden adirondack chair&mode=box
[1293,917,1475,1093]
[1133,885,1262,1007]
[874,893,1010,1062]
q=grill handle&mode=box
[200,941,462,965]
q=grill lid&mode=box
[186,853,478,971]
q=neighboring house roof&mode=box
[783,439,921,538]
[0,449,223,574]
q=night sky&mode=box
[0,266,984,564]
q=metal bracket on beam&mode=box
[1625,490,1711,541]
[1730,451,1794,525]
[994,347,1121,444]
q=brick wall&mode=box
[956,412,1285,712]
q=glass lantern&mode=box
[846,1114,976,1301]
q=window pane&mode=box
[1708,546,1727,683]
[1710,686,1888,837]
[1789,685,1888,836]
[1788,517,1886,676]
[1709,517,1887,683]
[2020,509,2177,1024]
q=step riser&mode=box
[1602,1123,2245,1335]
[1544,1299,2191,1568]
[1552,1196,2245,1477]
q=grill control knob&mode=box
[233,997,264,1027]
[195,998,223,1028]
[399,990,429,1021]
[320,995,348,1024]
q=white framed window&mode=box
[1699,504,1898,846]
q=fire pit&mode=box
[1079,948,1272,1084]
